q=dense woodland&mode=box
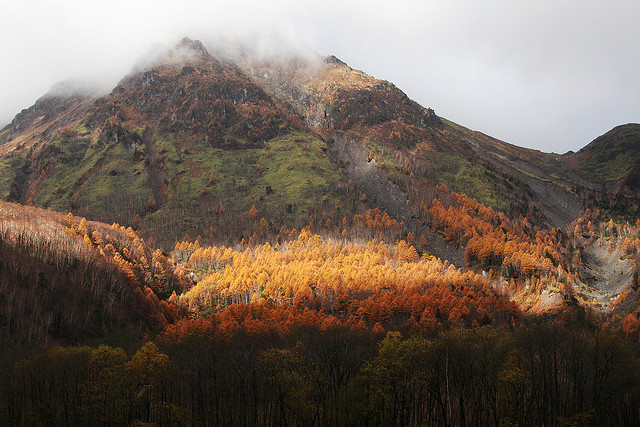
[2,193,640,426]
[4,319,639,426]
[2,38,640,426]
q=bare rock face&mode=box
[324,55,346,66]
[236,51,445,149]
[424,108,442,128]
[90,40,302,147]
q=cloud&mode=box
[1,0,637,153]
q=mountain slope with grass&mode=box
[0,37,638,253]
[566,123,640,186]
[0,39,365,248]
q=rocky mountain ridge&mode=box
[0,37,638,247]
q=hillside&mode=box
[0,37,639,316]
[0,37,638,275]
[1,35,640,423]
[0,39,369,249]
[0,37,616,252]
[0,202,186,348]
[3,200,640,425]
[566,123,640,186]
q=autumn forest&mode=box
[2,37,640,426]
[2,190,640,425]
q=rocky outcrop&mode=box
[91,45,301,147]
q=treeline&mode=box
[2,316,639,426]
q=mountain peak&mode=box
[324,55,346,66]
[127,37,213,75]
[175,37,210,57]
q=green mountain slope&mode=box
[0,39,365,248]
[0,37,637,250]
[567,123,640,184]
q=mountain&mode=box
[0,39,343,247]
[0,36,637,252]
[566,123,640,187]
[3,37,640,425]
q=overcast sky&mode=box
[1,0,638,153]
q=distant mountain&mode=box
[566,123,640,188]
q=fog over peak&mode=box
[126,38,213,76]
[213,32,320,64]
[43,78,109,100]
[1,0,638,153]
